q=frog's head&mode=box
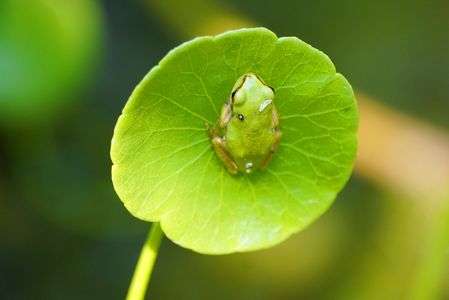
[231,73,274,116]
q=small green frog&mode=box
[209,73,282,175]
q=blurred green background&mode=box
[1,0,448,299]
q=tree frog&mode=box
[209,73,282,175]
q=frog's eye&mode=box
[237,114,245,121]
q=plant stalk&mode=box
[126,222,164,300]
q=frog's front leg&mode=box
[208,101,232,138]
[219,101,233,128]
[211,135,239,175]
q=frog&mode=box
[208,73,282,175]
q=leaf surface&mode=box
[111,28,358,254]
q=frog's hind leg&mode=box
[272,104,280,129]
[260,105,282,170]
[211,136,239,175]
[260,130,282,170]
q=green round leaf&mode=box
[111,28,358,254]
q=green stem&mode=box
[126,222,164,300]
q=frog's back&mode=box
[225,109,276,172]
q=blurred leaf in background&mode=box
[0,0,166,237]
[0,0,103,127]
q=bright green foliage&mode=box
[111,28,358,254]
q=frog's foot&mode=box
[211,136,239,175]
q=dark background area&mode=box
[1,0,448,299]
